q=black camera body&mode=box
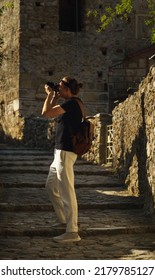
[46,81,59,91]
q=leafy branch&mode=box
[87,0,155,43]
[0,1,13,15]
[144,0,155,42]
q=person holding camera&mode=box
[42,77,83,243]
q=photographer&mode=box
[42,77,82,243]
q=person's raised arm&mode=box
[41,84,65,118]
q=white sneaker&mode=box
[53,232,81,243]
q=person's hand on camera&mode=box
[44,84,60,99]
[44,84,52,95]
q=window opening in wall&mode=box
[48,70,53,76]
[104,83,108,91]
[59,0,82,32]
[100,47,107,55]
[35,2,41,6]
[40,23,46,29]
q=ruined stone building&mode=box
[0,0,155,142]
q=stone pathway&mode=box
[0,146,155,260]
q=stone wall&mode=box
[108,48,155,111]
[22,117,56,150]
[19,0,112,117]
[0,110,112,170]
[83,113,112,165]
[21,113,112,163]
[0,0,153,143]
[112,66,155,213]
[18,0,151,117]
[0,0,20,140]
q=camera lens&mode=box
[46,81,55,89]
[46,81,59,91]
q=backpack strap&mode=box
[73,97,85,120]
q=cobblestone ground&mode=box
[0,233,155,260]
[0,147,155,260]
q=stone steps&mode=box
[0,201,143,212]
[0,186,143,210]
[0,147,51,155]
[0,165,114,175]
[0,147,148,239]
[0,147,123,187]
[0,174,124,188]
[1,209,154,237]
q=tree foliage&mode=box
[87,0,155,43]
[145,0,155,42]
[0,1,13,15]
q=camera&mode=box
[46,81,59,91]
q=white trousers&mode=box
[45,149,78,232]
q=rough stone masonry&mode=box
[0,0,153,142]
[112,65,155,214]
